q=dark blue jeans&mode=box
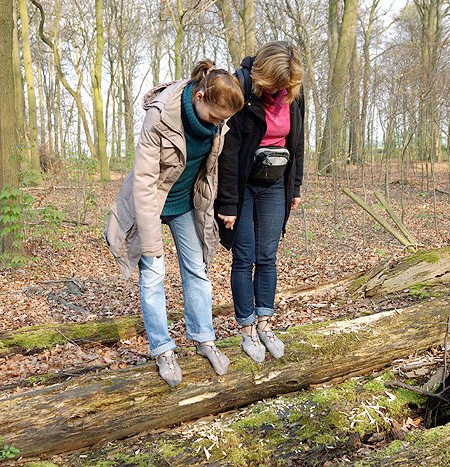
[231,178,285,326]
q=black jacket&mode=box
[215,56,305,249]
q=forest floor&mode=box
[1,159,450,465]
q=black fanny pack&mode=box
[250,146,290,182]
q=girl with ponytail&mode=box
[105,60,244,387]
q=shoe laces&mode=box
[258,318,275,341]
[207,344,222,358]
[160,353,176,370]
[246,323,262,346]
[197,342,222,358]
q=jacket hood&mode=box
[141,81,183,111]
[240,56,254,71]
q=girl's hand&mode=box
[291,197,301,209]
[217,214,236,230]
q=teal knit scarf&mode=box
[161,82,217,217]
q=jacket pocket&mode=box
[158,141,181,188]
[104,203,135,258]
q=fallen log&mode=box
[0,316,144,356]
[348,247,450,298]
[0,277,354,356]
[3,247,449,357]
[1,296,449,457]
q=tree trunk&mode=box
[0,0,17,168]
[348,39,361,163]
[328,0,340,84]
[173,0,184,80]
[18,0,41,179]
[243,0,255,56]
[1,297,449,457]
[35,48,47,155]
[93,0,109,180]
[218,0,242,67]
[0,0,20,251]
[360,0,379,157]
[12,3,29,167]
[56,74,65,159]
[318,0,358,173]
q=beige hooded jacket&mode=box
[104,80,229,279]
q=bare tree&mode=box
[18,0,41,179]
[93,0,109,180]
[318,0,359,173]
[0,0,20,255]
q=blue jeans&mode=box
[231,178,286,326]
[138,209,215,357]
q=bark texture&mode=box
[1,297,449,457]
[349,247,450,298]
[0,317,144,356]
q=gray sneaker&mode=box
[241,333,266,363]
[257,328,285,359]
[156,351,182,387]
[196,342,230,376]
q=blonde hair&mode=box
[251,41,303,103]
[191,59,244,113]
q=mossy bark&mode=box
[1,296,449,457]
[348,247,450,298]
[0,317,144,355]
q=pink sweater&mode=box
[260,89,290,147]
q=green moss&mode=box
[277,371,426,449]
[386,388,426,413]
[215,335,240,348]
[88,449,156,467]
[69,316,141,341]
[233,355,263,373]
[155,439,186,460]
[0,317,142,354]
[5,328,66,351]
[217,423,287,466]
[363,378,386,392]
[287,330,362,361]
[408,282,431,299]
[404,424,450,450]
[219,431,275,466]
[26,373,58,385]
[286,321,331,334]
[348,275,369,294]
[233,408,280,430]
[353,439,405,465]
[406,249,441,265]
[24,463,59,467]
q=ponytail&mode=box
[190,59,244,114]
[191,59,216,82]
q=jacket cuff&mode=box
[217,204,238,216]
[293,185,301,198]
[141,246,164,257]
